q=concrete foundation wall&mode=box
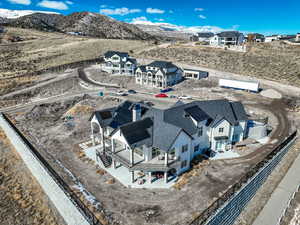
[0,114,91,225]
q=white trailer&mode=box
[219,78,260,92]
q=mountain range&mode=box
[0,10,155,40]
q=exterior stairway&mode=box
[97,151,112,168]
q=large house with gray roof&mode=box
[101,51,137,75]
[210,31,244,46]
[89,99,248,185]
[135,60,183,88]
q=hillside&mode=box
[1,12,154,40]
[0,27,153,95]
[139,42,300,87]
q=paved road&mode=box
[252,141,300,225]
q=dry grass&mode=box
[65,104,94,116]
[174,157,210,190]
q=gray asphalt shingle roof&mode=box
[147,60,176,69]
[104,51,129,58]
[217,31,242,38]
[91,99,247,152]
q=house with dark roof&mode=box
[89,99,249,186]
[210,31,244,46]
[135,60,183,88]
[247,33,265,42]
[101,51,137,75]
[197,32,214,42]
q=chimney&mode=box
[132,104,141,122]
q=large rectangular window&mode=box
[181,144,188,153]
[181,160,187,168]
[219,127,224,133]
[198,126,203,136]
[194,144,200,152]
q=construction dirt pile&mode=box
[0,129,63,225]
[139,41,300,87]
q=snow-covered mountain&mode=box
[0,8,59,19]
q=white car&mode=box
[116,91,127,96]
[178,95,192,100]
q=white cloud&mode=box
[198,15,206,19]
[155,18,164,22]
[100,7,141,16]
[130,17,225,34]
[65,0,73,5]
[100,4,107,8]
[7,0,31,5]
[37,0,68,10]
[0,8,59,18]
[146,8,165,14]
[195,8,204,11]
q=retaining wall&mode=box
[0,113,99,225]
[190,131,297,225]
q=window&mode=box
[233,134,240,142]
[198,126,203,136]
[112,56,119,60]
[181,144,188,153]
[152,148,160,158]
[181,160,187,168]
[194,145,200,152]
[219,127,224,133]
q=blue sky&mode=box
[1,0,300,34]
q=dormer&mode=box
[184,106,210,127]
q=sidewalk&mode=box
[252,147,300,225]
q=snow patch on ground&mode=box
[55,159,102,209]
[210,150,240,160]
[257,136,270,144]
[260,89,282,99]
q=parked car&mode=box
[178,95,192,100]
[155,93,168,98]
[160,88,173,93]
[145,101,154,107]
[116,91,127,96]
[127,89,137,94]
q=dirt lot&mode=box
[0,27,153,95]
[0,129,63,225]
[138,42,300,87]
[5,86,295,225]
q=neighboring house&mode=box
[190,35,199,42]
[210,31,244,46]
[247,33,265,42]
[296,33,300,42]
[265,35,281,42]
[183,68,209,80]
[89,99,248,185]
[279,35,296,41]
[197,32,214,42]
[101,51,137,75]
[135,61,183,88]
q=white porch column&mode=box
[91,123,95,146]
[165,152,168,166]
[111,139,115,153]
[131,171,135,183]
[113,160,116,169]
[164,172,168,183]
[130,148,134,166]
[148,172,152,183]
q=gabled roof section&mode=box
[217,31,242,38]
[230,102,248,121]
[147,60,176,69]
[197,32,214,38]
[104,51,129,58]
[120,118,153,147]
[184,105,211,122]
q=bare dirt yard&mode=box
[0,129,63,225]
[138,42,300,87]
[5,87,296,225]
